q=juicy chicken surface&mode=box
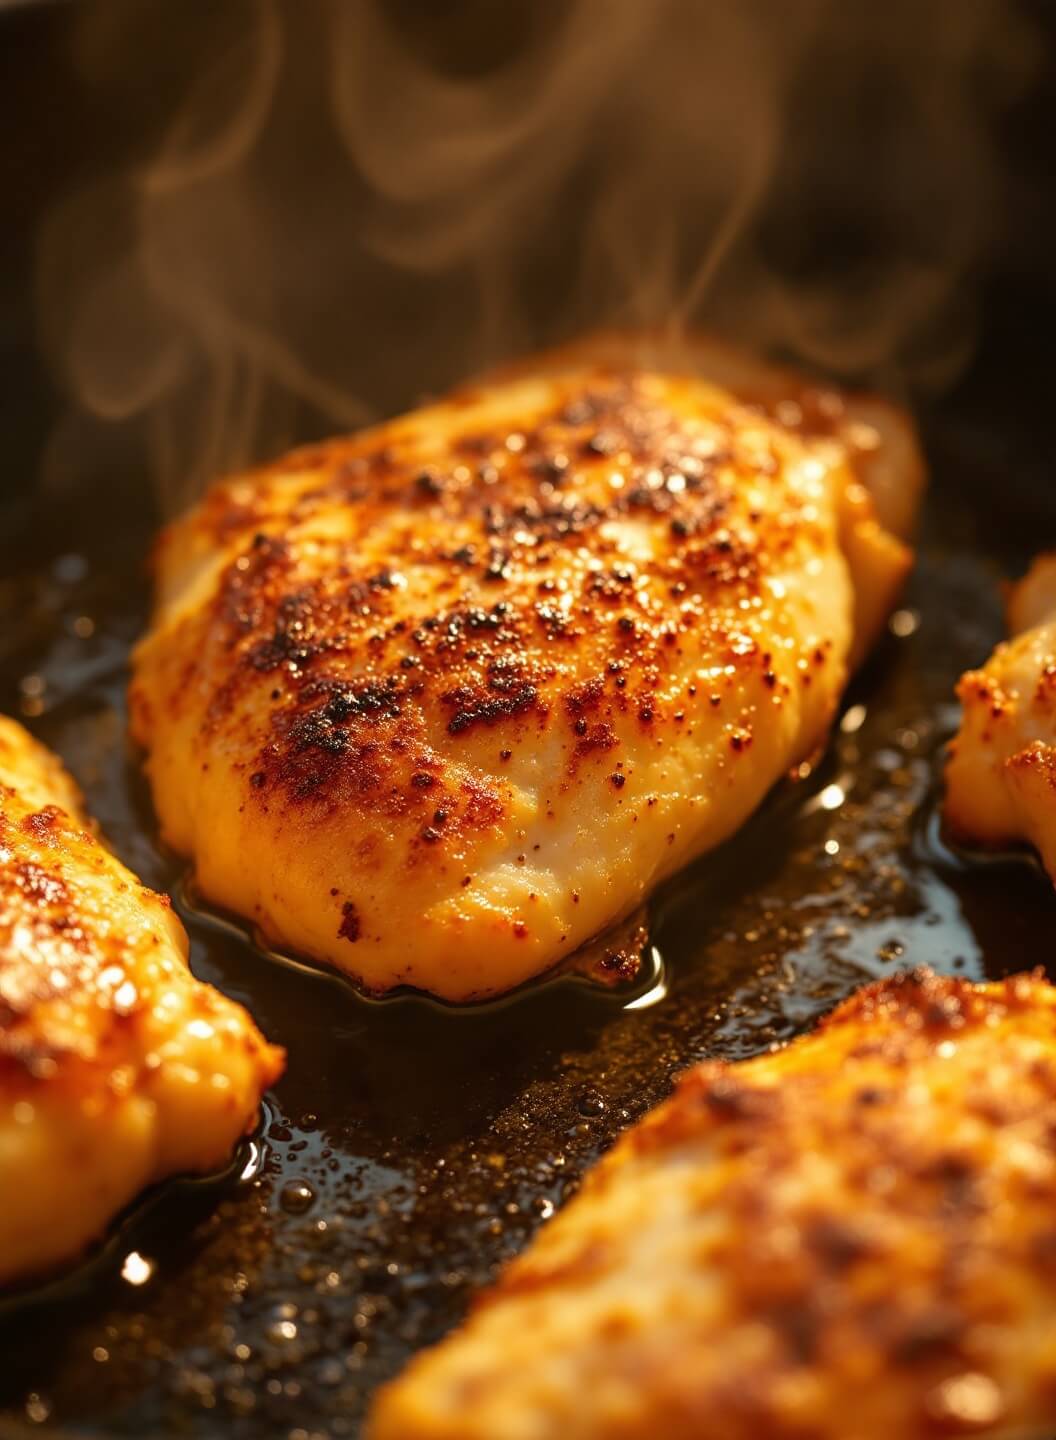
[946,552,1056,878]
[131,335,921,1000]
[369,968,1056,1440]
[0,716,283,1287]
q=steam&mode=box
[36,0,1034,515]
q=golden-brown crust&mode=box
[0,716,284,1286]
[368,969,1056,1440]
[0,800,145,1077]
[488,329,926,543]
[131,342,920,999]
[158,377,789,802]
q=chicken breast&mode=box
[946,552,1056,877]
[369,968,1056,1440]
[130,334,922,1000]
[0,716,283,1288]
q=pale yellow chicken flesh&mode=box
[946,552,1056,877]
[131,334,921,1000]
[0,716,283,1287]
[369,968,1056,1440]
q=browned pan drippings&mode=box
[1,414,1054,1438]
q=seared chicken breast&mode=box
[946,552,1056,877]
[369,968,1056,1440]
[0,716,283,1287]
[130,335,922,1000]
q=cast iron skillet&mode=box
[2,3,1056,1438]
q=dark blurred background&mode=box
[0,0,1054,546]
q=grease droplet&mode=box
[279,1179,316,1215]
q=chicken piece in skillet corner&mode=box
[368,968,1056,1440]
[946,551,1056,881]
[0,716,283,1288]
[130,333,924,1001]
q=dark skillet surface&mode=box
[1,396,1056,1438]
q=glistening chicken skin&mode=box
[130,336,922,1000]
[369,969,1056,1440]
[946,551,1056,879]
[0,716,283,1287]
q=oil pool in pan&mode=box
[1,417,1054,1439]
